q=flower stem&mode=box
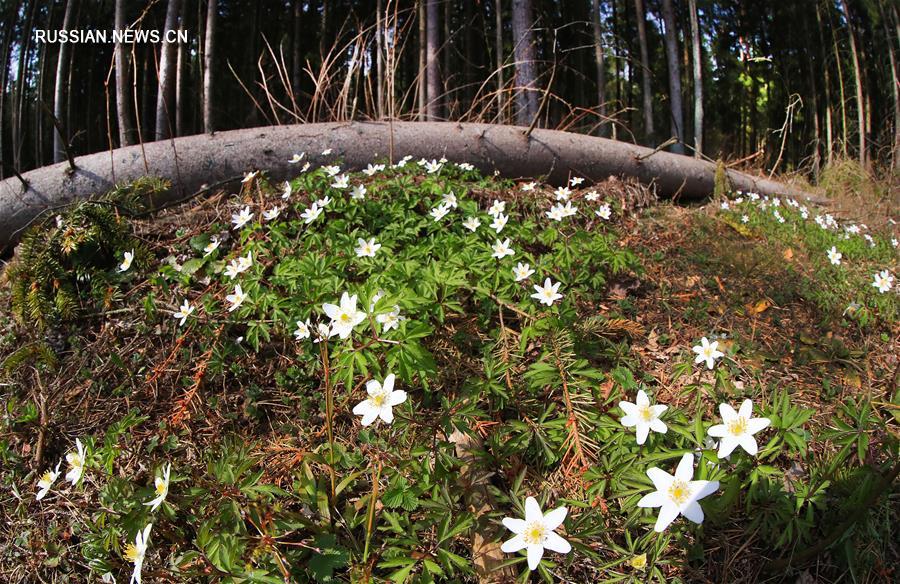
[320,342,336,503]
[362,457,382,573]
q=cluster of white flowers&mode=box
[719,192,898,297]
[35,437,169,583]
[619,388,770,532]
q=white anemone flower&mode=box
[65,438,86,485]
[561,202,577,217]
[331,174,350,189]
[741,215,750,223]
[569,176,584,186]
[362,163,381,176]
[288,153,305,164]
[424,159,443,174]
[707,399,771,458]
[487,200,506,217]
[584,191,600,201]
[322,164,341,176]
[144,463,171,511]
[300,161,311,172]
[231,206,253,229]
[225,285,247,312]
[554,186,572,200]
[173,300,194,326]
[521,181,537,191]
[313,323,331,343]
[293,319,311,340]
[513,262,535,282]
[546,205,565,222]
[125,523,153,584]
[376,306,404,332]
[692,337,724,369]
[316,196,332,207]
[301,204,323,224]
[430,203,451,221]
[352,374,407,426]
[619,390,668,445]
[119,250,134,272]
[321,148,333,156]
[531,278,563,306]
[490,213,509,233]
[351,184,367,200]
[457,162,475,171]
[637,453,719,532]
[491,238,515,259]
[203,237,220,256]
[872,270,894,293]
[462,217,481,232]
[500,496,571,571]
[36,461,62,500]
[323,292,367,339]
[595,203,612,220]
[827,246,842,266]
[241,170,259,183]
[355,237,381,258]
[442,192,458,208]
[263,207,281,221]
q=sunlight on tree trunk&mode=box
[660,0,684,154]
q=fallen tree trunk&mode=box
[0,121,823,250]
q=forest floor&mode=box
[0,163,897,584]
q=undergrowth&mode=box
[0,162,897,583]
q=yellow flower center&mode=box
[40,472,53,484]
[522,521,547,545]
[703,346,714,358]
[69,455,82,469]
[370,394,386,408]
[340,312,352,323]
[667,480,691,505]
[629,553,647,570]
[638,405,654,422]
[124,543,140,563]
[727,417,747,436]
[155,480,167,496]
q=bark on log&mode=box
[0,121,823,251]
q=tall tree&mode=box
[591,0,607,135]
[659,0,684,154]
[838,0,866,166]
[511,0,538,126]
[494,0,504,122]
[376,0,384,119]
[634,0,654,141]
[114,0,135,146]
[688,0,702,156]
[203,0,216,133]
[425,0,440,119]
[53,0,76,163]
[418,0,427,120]
[155,0,181,140]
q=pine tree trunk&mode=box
[838,0,866,166]
[115,0,135,146]
[0,0,22,177]
[494,0,504,122]
[511,0,538,126]
[376,0,384,119]
[175,17,185,137]
[591,0,607,135]
[659,0,684,154]
[634,0,656,142]
[203,0,217,133]
[155,0,181,141]
[417,0,426,120]
[688,0,702,157]
[13,0,36,170]
[292,0,302,96]
[53,0,76,163]
[425,0,440,120]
